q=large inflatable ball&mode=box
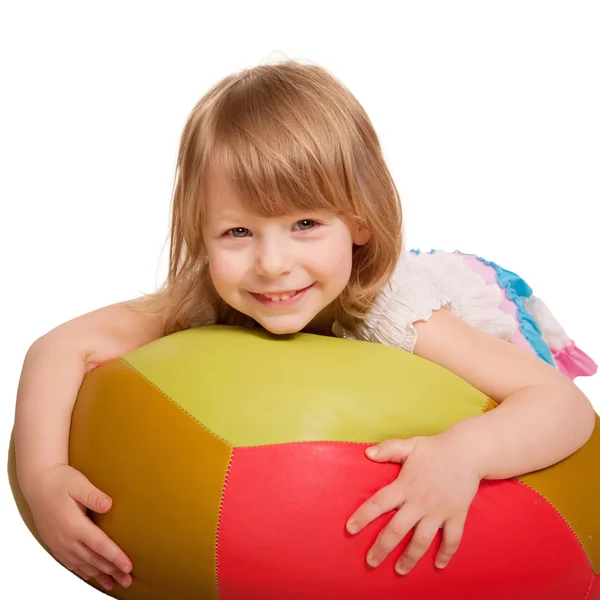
[8,325,600,599]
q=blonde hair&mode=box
[132,59,403,336]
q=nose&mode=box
[254,237,292,278]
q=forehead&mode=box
[203,162,341,220]
[204,168,247,216]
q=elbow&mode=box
[541,379,597,453]
[572,386,597,448]
[583,402,597,444]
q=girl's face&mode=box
[202,169,370,335]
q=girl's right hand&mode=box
[24,463,133,592]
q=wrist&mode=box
[436,421,490,480]
[17,461,66,501]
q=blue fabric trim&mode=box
[473,254,556,367]
[408,249,556,367]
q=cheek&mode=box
[207,248,243,289]
[319,239,354,282]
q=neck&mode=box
[303,303,336,336]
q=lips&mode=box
[248,284,314,306]
[259,290,299,302]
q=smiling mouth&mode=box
[258,290,299,301]
[248,284,314,305]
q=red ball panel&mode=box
[588,575,600,599]
[216,443,593,600]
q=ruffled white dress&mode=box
[332,250,597,380]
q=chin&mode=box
[254,316,311,336]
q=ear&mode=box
[352,225,371,246]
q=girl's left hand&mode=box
[345,434,482,575]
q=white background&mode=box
[1,1,599,597]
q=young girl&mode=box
[14,59,597,592]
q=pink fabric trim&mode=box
[455,251,597,380]
[552,341,598,379]
[456,252,535,353]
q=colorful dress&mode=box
[332,249,597,380]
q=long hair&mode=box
[131,59,403,336]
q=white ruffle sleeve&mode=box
[332,250,516,352]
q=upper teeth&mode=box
[262,291,296,301]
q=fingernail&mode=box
[436,561,447,569]
[366,446,378,457]
[366,551,380,567]
[395,564,409,575]
[346,521,358,534]
[119,563,131,573]
[99,497,109,510]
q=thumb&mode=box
[68,469,112,513]
[365,437,419,464]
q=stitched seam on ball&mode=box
[583,574,596,600]
[235,440,377,449]
[215,447,234,599]
[515,478,594,571]
[482,397,495,413]
[120,358,229,444]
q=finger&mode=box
[55,552,92,581]
[76,563,98,578]
[346,481,406,535]
[74,569,91,581]
[94,573,116,591]
[81,520,133,574]
[60,551,101,580]
[72,540,120,574]
[59,554,114,590]
[435,517,466,569]
[395,517,441,575]
[75,541,132,588]
[72,561,116,591]
[366,504,423,568]
[68,470,113,514]
[365,438,419,464]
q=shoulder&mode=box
[334,250,515,352]
[333,251,452,348]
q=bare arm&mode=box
[413,307,596,478]
[346,307,596,576]
[14,297,166,498]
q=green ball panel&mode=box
[122,325,492,447]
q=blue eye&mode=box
[295,219,316,231]
[226,227,250,238]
